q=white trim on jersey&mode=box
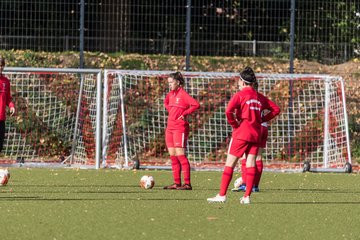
[227,138,233,155]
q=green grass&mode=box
[0,168,359,240]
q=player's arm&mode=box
[164,93,170,112]
[225,94,240,129]
[261,96,280,123]
[181,93,200,117]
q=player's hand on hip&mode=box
[10,107,15,116]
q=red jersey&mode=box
[226,87,262,143]
[0,75,15,121]
[164,87,200,131]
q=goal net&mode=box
[103,70,351,171]
[2,68,102,167]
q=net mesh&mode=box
[3,70,100,165]
[103,71,350,170]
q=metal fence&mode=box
[0,0,359,65]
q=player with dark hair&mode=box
[232,82,280,193]
[207,66,261,204]
[163,72,200,190]
[0,56,15,153]
[207,67,279,204]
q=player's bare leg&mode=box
[240,154,257,204]
[231,153,247,192]
[253,148,264,192]
[207,154,238,203]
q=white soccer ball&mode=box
[140,175,155,189]
[0,168,10,186]
[233,177,243,188]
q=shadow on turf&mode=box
[13,184,220,189]
[1,185,203,194]
[0,195,359,204]
[0,196,201,201]
[7,184,360,194]
[266,188,360,194]
[11,184,142,188]
[5,190,170,194]
[5,186,199,193]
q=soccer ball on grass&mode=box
[233,177,243,188]
[0,168,10,186]
[140,175,155,189]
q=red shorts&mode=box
[259,126,268,148]
[165,129,188,148]
[227,138,259,158]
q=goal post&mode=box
[3,67,102,168]
[321,76,352,172]
[257,74,352,172]
[103,70,352,172]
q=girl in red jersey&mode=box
[207,67,279,204]
[232,82,281,193]
[163,72,200,190]
[0,56,15,152]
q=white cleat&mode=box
[240,196,250,204]
[207,194,226,203]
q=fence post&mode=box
[185,0,191,71]
[79,0,85,68]
[252,40,257,56]
[289,0,296,73]
[287,0,296,159]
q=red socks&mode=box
[219,166,234,196]
[244,167,256,197]
[170,156,181,185]
[178,155,191,185]
[254,160,263,187]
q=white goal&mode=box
[103,70,352,172]
[2,67,102,168]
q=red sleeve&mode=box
[225,93,240,129]
[182,93,200,116]
[164,93,170,112]
[260,94,280,123]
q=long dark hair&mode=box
[169,72,185,86]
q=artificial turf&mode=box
[0,168,359,240]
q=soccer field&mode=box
[0,168,359,240]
